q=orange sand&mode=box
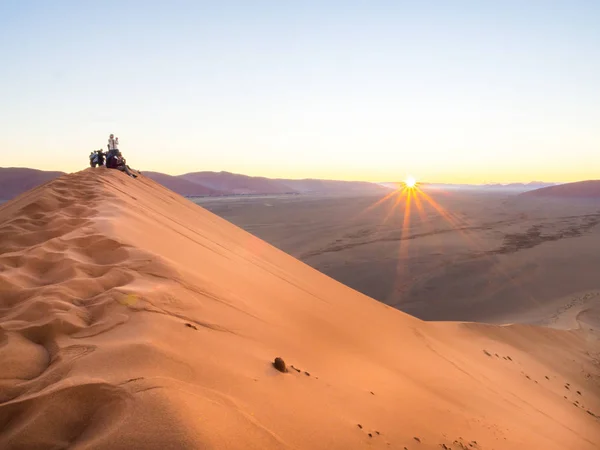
[0,169,598,449]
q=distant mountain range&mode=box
[0,168,390,201]
[379,181,558,192]
[142,171,392,196]
[3,168,597,202]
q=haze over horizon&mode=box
[1,1,599,184]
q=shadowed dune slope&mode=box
[0,168,598,449]
[523,180,600,198]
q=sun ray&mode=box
[342,176,543,310]
[413,187,541,307]
[413,191,432,234]
[351,187,403,224]
[360,189,399,215]
[390,187,415,297]
[382,188,408,224]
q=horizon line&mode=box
[0,165,584,186]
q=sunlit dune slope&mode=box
[0,168,598,449]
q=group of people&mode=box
[89,134,138,178]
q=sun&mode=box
[405,176,417,188]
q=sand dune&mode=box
[523,180,600,198]
[0,168,599,449]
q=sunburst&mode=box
[352,176,540,308]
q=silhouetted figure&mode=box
[89,149,105,167]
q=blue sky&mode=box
[1,1,599,183]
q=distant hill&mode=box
[1,167,389,200]
[181,171,296,195]
[483,182,557,191]
[142,172,220,196]
[521,180,600,198]
[0,168,65,200]
[279,178,389,194]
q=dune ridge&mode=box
[0,169,598,449]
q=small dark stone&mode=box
[357,424,362,429]
[414,436,421,443]
[483,350,492,357]
[304,371,310,376]
[507,356,513,361]
[545,376,550,380]
[273,357,287,373]
[577,390,582,395]
[375,431,380,435]
[184,323,198,330]
[368,433,372,438]
[370,391,375,395]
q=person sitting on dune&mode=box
[106,134,137,178]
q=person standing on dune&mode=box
[105,133,137,178]
[107,133,119,153]
[106,133,120,168]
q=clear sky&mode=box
[1,1,598,183]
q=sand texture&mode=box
[0,169,599,449]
